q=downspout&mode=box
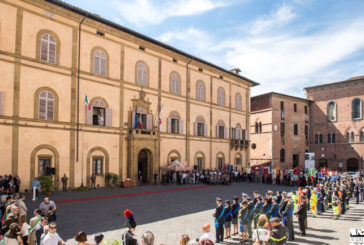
[76,15,87,162]
[185,59,192,163]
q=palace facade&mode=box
[0,0,257,190]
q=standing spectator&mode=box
[5,223,23,245]
[252,216,270,245]
[35,217,48,245]
[231,197,240,235]
[75,231,90,245]
[29,209,42,245]
[90,174,96,189]
[213,198,224,243]
[13,175,21,194]
[40,222,65,245]
[199,224,214,243]
[61,174,68,192]
[141,231,154,245]
[153,171,158,185]
[31,178,40,200]
[17,195,27,217]
[39,198,57,222]
[19,214,30,245]
[122,209,138,245]
[94,233,104,245]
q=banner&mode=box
[305,152,315,169]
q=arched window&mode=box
[332,133,336,143]
[352,98,362,120]
[255,122,259,133]
[328,133,332,144]
[194,116,206,136]
[38,91,54,120]
[216,120,226,138]
[327,101,337,122]
[346,132,350,143]
[136,62,148,86]
[259,122,262,133]
[167,112,183,134]
[235,93,242,110]
[280,149,285,162]
[40,33,56,63]
[360,131,364,142]
[319,134,323,144]
[93,49,107,76]
[315,134,319,144]
[217,87,225,106]
[196,81,205,101]
[170,72,180,94]
[351,132,355,142]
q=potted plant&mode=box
[38,176,53,195]
[105,173,113,187]
[111,174,119,189]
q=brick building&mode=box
[305,76,364,171]
[0,0,257,190]
[250,92,310,169]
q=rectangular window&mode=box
[197,158,203,169]
[293,154,299,168]
[332,134,336,143]
[219,126,225,138]
[305,125,308,136]
[280,101,284,110]
[171,119,179,134]
[93,107,105,126]
[304,105,308,114]
[93,158,103,175]
[235,158,241,165]
[328,134,332,144]
[294,103,297,112]
[281,110,285,120]
[231,128,236,139]
[280,122,285,136]
[38,158,51,176]
[197,123,204,136]
[218,157,223,169]
[294,124,298,135]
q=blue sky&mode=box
[65,0,364,97]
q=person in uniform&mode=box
[239,201,249,243]
[91,173,96,189]
[332,188,340,219]
[310,188,317,217]
[223,200,232,239]
[291,190,298,213]
[268,217,287,245]
[253,195,263,229]
[231,196,240,236]
[213,197,225,243]
[61,174,68,191]
[261,197,271,220]
[122,209,138,245]
[246,196,254,238]
[340,184,347,215]
[296,195,307,236]
[281,195,294,241]
[269,197,281,219]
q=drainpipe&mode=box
[76,15,87,163]
[185,59,192,163]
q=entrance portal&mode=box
[318,158,328,169]
[138,149,150,183]
[347,158,359,171]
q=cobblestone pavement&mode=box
[24,183,364,244]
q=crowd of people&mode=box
[0,170,363,245]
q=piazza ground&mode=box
[24,183,364,244]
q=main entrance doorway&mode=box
[347,158,359,171]
[319,158,328,169]
[138,149,150,183]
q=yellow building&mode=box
[0,0,258,190]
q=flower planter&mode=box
[121,180,133,188]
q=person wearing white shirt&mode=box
[40,222,65,245]
[199,224,214,244]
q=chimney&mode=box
[230,68,241,75]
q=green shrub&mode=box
[105,173,119,187]
[38,176,53,192]
[103,240,122,245]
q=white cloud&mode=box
[111,0,229,26]
[250,5,296,36]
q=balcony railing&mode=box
[230,139,250,149]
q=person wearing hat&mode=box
[268,217,287,245]
[122,209,138,245]
[296,194,307,236]
[261,197,271,220]
[239,201,249,243]
[223,200,232,239]
[276,191,282,205]
[253,196,263,229]
[246,196,254,239]
[213,197,225,243]
[269,197,281,220]
[231,197,240,236]
[281,195,294,241]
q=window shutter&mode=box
[167,118,171,133]
[105,108,112,127]
[236,128,240,139]
[224,127,228,139]
[101,57,106,76]
[216,125,219,138]
[40,39,48,61]
[39,97,46,119]
[131,112,136,129]
[0,91,3,115]
[94,55,100,75]
[47,99,54,120]
[146,114,153,130]
[49,42,56,64]
[179,120,184,134]
[230,128,233,139]
[142,66,147,86]
[194,122,198,136]
[204,124,208,137]
[86,105,93,124]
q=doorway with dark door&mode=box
[138,149,150,183]
[347,158,359,171]
[292,154,299,168]
[319,158,328,169]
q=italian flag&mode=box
[85,94,91,110]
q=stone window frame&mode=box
[195,116,206,137]
[216,119,226,138]
[167,149,181,163]
[352,98,362,120]
[90,46,109,77]
[92,155,104,175]
[90,97,109,126]
[169,111,181,134]
[216,152,225,169]
[217,87,225,106]
[135,60,149,87]
[194,151,205,169]
[37,154,53,177]
[196,80,206,101]
[34,87,59,121]
[36,29,60,65]
[235,93,242,110]
[327,101,337,122]
[169,71,181,95]
[234,152,242,166]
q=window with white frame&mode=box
[327,101,337,122]
[38,91,54,120]
[40,33,56,64]
[352,98,362,120]
[136,62,148,86]
[93,100,106,126]
[93,49,107,76]
[92,157,103,175]
[170,72,180,94]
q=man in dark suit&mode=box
[213,197,225,243]
[296,195,307,236]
